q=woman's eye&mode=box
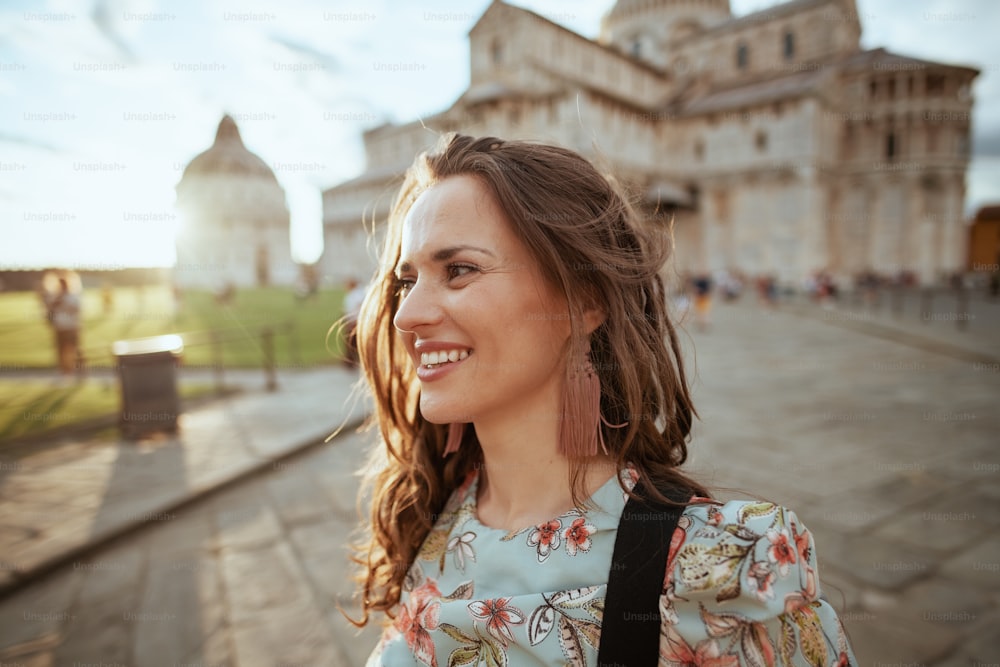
[447,264,478,280]
[394,278,414,298]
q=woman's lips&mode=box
[415,349,472,381]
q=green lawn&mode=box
[0,378,217,442]
[0,285,350,369]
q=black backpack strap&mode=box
[598,480,689,666]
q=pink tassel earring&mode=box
[560,338,627,458]
[444,422,465,456]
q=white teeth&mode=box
[420,349,472,367]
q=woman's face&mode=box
[393,174,572,428]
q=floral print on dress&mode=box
[446,531,476,571]
[368,469,855,667]
[564,517,596,556]
[527,519,562,563]
[394,577,443,667]
[663,502,854,666]
[525,586,603,664]
[467,597,526,646]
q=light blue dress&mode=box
[367,469,856,666]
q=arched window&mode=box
[755,130,768,152]
[783,31,795,60]
[491,38,503,65]
[736,43,749,70]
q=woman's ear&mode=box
[581,305,607,335]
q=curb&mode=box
[779,304,1000,365]
[0,413,369,600]
[0,387,244,454]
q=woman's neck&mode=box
[472,404,615,532]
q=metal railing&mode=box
[75,321,301,392]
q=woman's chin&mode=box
[419,402,472,426]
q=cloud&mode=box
[973,128,1000,158]
[269,33,340,72]
[90,0,138,61]
[0,132,63,153]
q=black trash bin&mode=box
[112,334,184,439]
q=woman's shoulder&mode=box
[671,498,819,604]
[679,497,805,535]
[663,498,856,664]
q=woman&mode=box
[352,134,855,665]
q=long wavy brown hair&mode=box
[350,133,708,625]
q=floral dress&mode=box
[366,470,856,666]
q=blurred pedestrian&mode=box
[100,281,114,316]
[43,274,83,377]
[341,278,367,367]
[691,272,713,331]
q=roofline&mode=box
[675,0,834,45]
[841,47,981,77]
[470,0,667,78]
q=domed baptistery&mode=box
[174,115,296,288]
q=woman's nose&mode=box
[393,278,444,333]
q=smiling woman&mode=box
[351,134,855,666]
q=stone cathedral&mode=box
[321,0,979,287]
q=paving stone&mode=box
[939,534,1000,590]
[815,563,868,613]
[265,469,336,525]
[869,506,992,557]
[177,625,236,667]
[142,509,216,557]
[961,608,1000,664]
[74,543,145,605]
[289,519,356,604]
[0,648,55,667]
[841,606,958,665]
[818,528,938,591]
[230,603,347,667]
[133,552,226,665]
[878,577,993,632]
[220,542,315,625]
[327,606,385,667]
[0,568,83,651]
[52,593,133,665]
[824,471,965,535]
[212,488,284,552]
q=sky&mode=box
[1,0,997,270]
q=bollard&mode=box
[210,330,225,394]
[288,321,302,366]
[956,285,968,332]
[262,327,277,392]
[920,288,932,324]
[891,284,903,319]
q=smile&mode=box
[420,349,472,368]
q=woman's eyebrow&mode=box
[396,245,496,274]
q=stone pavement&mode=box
[0,426,382,666]
[0,366,369,598]
[0,297,997,665]
[679,297,1000,665]
[781,288,1000,362]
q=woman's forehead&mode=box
[401,176,509,253]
